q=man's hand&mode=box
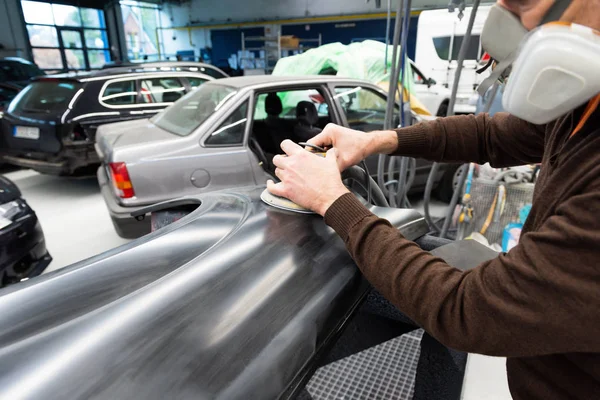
[308,123,398,171]
[267,140,350,216]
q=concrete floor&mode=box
[3,168,512,400]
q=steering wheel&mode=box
[249,137,269,169]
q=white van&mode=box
[415,5,491,114]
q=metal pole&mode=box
[383,0,404,131]
[384,0,392,74]
[446,0,481,117]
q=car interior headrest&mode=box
[265,93,283,116]
[296,101,318,126]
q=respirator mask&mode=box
[479,0,600,124]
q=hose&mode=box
[396,157,409,206]
[387,156,398,207]
[440,163,469,238]
[383,0,404,131]
[423,162,442,232]
[378,154,389,196]
[343,166,389,207]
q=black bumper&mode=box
[0,211,51,286]
[1,144,99,175]
[97,166,150,238]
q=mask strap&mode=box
[477,54,516,96]
[541,0,572,24]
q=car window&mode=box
[139,77,185,103]
[200,67,227,79]
[205,101,248,146]
[432,34,481,61]
[151,83,237,137]
[0,86,19,102]
[254,88,330,121]
[8,80,81,113]
[186,76,207,89]
[101,80,137,105]
[334,86,393,131]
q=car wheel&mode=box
[435,165,463,203]
[436,101,449,117]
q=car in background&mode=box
[95,75,457,238]
[0,57,45,87]
[0,62,227,175]
[0,175,51,286]
[410,61,451,116]
[0,83,21,116]
[101,61,229,79]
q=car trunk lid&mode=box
[95,118,180,163]
[0,79,82,155]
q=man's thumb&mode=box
[326,147,338,161]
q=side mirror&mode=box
[427,78,437,88]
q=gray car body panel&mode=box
[0,187,429,399]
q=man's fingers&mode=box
[267,179,286,197]
[280,139,304,156]
[272,154,290,169]
[274,167,285,181]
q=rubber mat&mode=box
[306,329,424,400]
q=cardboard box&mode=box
[280,35,300,49]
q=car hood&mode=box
[95,118,177,161]
[0,187,428,399]
[0,175,21,203]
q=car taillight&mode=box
[109,162,135,199]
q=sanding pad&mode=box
[260,188,315,214]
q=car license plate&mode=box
[14,126,40,140]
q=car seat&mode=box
[294,101,322,142]
[163,90,183,103]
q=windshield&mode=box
[151,84,237,136]
[8,80,81,113]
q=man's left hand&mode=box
[267,140,350,216]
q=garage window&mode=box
[101,80,137,106]
[21,1,111,72]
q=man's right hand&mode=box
[308,123,399,171]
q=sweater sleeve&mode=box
[392,112,548,168]
[324,191,600,357]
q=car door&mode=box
[180,95,257,197]
[410,62,448,116]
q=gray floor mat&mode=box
[306,330,424,400]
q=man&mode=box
[267,0,600,399]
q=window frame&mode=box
[330,83,399,131]
[202,97,251,148]
[20,1,111,72]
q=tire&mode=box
[435,165,462,203]
[436,101,449,117]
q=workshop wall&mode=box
[158,0,432,67]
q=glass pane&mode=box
[8,81,81,113]
[432,35,481,61]
[334,87,391,132]
[88,50,109,69]
[140,78,185,103]
[52,4,81,27]
[27,25,59,47]
[121,4,159,61]
[61,30,82,49]
[64,49,85,70]
[21,1,54,25]
[32,48,63,69]
[84,29,109,49]
[81,8,105,28]
[151,84,238,137]
[101,80,137,105]
[206,102,248,146]
[187,77,207,88]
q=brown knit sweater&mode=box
[324,108,600,400]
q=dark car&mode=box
[0,62,228,175]
[0,175,51,285]
[0,83,21,114]
[0,57,45,87]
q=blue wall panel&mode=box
[211,27,264,68]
